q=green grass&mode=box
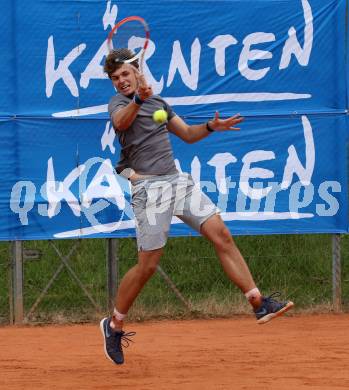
[0,234,348,324]
[0,243,11,323]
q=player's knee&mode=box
[138,250,162,280]
[138,262,157,281]
[213,226,233,250]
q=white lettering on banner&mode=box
[208,35,238,77]
[289,182,314,217]
[279,0,313,69]
[101,121,116,154]
[215,180,235,212]
[316,181,341,216]
[46,157,85,217]
[10,181,36,225]
[45,36,86,98]
[238,33,275,81]
[80,41,110,89]
[264,183,283,212]
[81,199,114,229]
[207,153,237,195]
[80,158,125,210]
[103,1,118,30]
[80,1,118,89]
[281,115,314,189]
[236,182,265,215]
[167,38,201,91]
[191,157,201,184]
[240,151,276,199]
[47,0,314,110]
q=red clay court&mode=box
[1,313,349,390]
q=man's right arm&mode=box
[112,99,142,132]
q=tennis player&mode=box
[100,48,294,365]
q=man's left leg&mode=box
[200,214,261,307]
[200,214,293,323]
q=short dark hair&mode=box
[104,48,139,78]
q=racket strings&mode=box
[109,21,146,57]
[107,16,150,72]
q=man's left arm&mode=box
[167,112,244,144]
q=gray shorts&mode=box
[131,172,218,251]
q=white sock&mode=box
[244,287,261,301]
[113,308,126,321]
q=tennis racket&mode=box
[107,16,150,73]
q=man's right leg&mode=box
[102,174,175,364]
[112,247,163,330]
[100,247,163,365]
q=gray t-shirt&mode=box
[108,94,178,175]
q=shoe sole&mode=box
[100,318,123,365]
[257,301,294,325]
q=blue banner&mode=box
[0,0,348,240]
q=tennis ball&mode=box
[153,109,168,124]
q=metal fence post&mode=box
[106,238,118,312]
[332,234,342,312]
[11,241,24,324]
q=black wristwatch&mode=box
[133,94,144,105]
[206,121,215,132]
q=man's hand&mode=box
[129,65,153,100]
[208,111,244,131]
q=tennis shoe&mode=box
[100,317,135,365]
[255,292,294,324]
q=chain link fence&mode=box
[0,234,348,325]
